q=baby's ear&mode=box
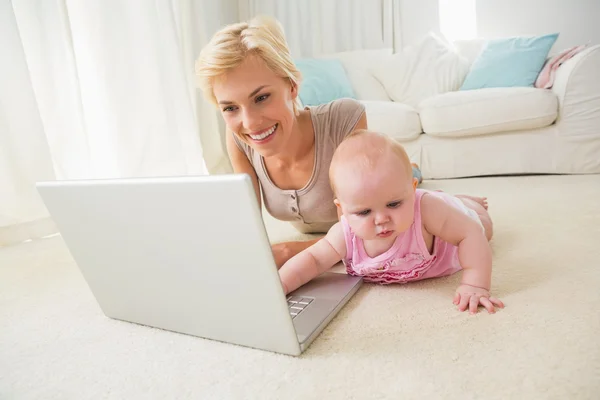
[334,199,343,220]
[412,177,418,191]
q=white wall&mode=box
[476,0,600,51]
[397,0,600,51]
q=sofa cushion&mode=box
[453,39,487,65]
[460,33,559,90]
[320,49,392,101]
[362,101,422,141]
[370,33,470,108]
[295,58,355,106]
[419,87,558,137]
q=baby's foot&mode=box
[456,194,488,210]
[411,163,423,184]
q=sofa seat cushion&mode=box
[361,101,422,141]
[419,87,558,137]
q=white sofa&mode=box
[325,41,600,179]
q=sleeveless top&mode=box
[233,98,365,233]
[341,189,481,284]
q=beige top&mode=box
[233,98,365,233]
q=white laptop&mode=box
[36,174,362,356]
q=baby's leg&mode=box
[434,191,488,210]
[455,194,488,210]
[458,197,493,241]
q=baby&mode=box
[279,129,504,314]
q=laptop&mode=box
[36,174,362,356]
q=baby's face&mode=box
[336,157,417,242]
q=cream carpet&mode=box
[1,175,599,399]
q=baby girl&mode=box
[278,129,504,314]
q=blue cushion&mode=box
[295,58,355,106]
[460,33,559,90]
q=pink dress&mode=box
[341,189,480,284]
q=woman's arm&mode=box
[278,222,346,294]
[271,238,321,269]
[226,131,261,208]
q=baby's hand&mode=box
[454,284,504,314]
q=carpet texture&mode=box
[1,175,599,399]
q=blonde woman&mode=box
[195,16,424,268]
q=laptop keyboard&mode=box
[287,296,314,319]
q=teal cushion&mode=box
[460,33,559,90]
[295,58,355,106]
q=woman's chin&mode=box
[250,130,285,157]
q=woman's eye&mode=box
[387,201,402,208]
[256,94,270,103]
[357,209,371,216]
[222,106,237,112]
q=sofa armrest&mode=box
[551,44,600,130]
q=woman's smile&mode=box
[248,123,278,143]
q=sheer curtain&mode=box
[239,0,399,57]
[1,0,222,247]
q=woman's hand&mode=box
[271,239,320,269]
[454,284,504,314]
[271,242,294,269]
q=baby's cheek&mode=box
[398,209,414,229]
[350,219,370,235]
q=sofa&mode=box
[319,39,600,180]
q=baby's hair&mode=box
[329,129,413,195]
[195,15,302,115]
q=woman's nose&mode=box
[242,109,263,131]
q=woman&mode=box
[195,16,422,267]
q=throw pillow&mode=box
[460,33,559,90]
[295,58,355,106]
[370,33,470,108]
[319,49,393,101]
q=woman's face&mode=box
[212,55,299,157]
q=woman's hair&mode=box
[195,16,302,115]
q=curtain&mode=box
[239,0,398,57]
[0,0,224,247]
[0,1,57,245]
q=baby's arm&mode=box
[421,194,503,313]
[278,222,347,294]
[421,194,491,288]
